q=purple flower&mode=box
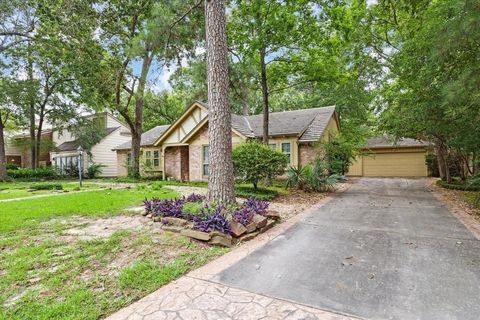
[185,193,205,203]
[244,197,269,216]
[193,205,231,234]
[232,206,254,225]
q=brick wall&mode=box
[164,146,182,180]
[299,143,317,167]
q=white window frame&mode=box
[281,142,292,164]
[202,145,209,176]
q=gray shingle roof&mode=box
[366,136,432,149]
[231,106,336,141]
[114,125,170,150]
[113,105,338,151]
[56,127,120,152]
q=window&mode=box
[143,149,161,169]
[145,151,152,167]
[153,150,160,167]
[281,142,292,163]
[202,145,209,176]
[127,152,132,166]
[53,155,79,174]
[269,143,276,150]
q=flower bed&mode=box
[143,194,280,247]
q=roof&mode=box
[55,127,120,152]
[114,104,338,151]
[366,136,432,149]
[231,106,337,141]
[114,125,170,150]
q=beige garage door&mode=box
[363,152,427,177]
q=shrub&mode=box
[6,163,19,170]
[30,183,63,191]
[321,135,355,175]
[235,186,279,200]
[7,167,56,180]
[233,141,288,189]
[286,160,338,192]
[87,163,105,178]
[437,180,480,191]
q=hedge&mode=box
[7,167,57,180]
[436,180,480,191]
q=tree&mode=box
[205,0,235,203]
[372,0,480,181]
[232,141,288,189]
[96,0,203,178]
[228,1,316,143]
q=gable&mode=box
[155,102,208,146]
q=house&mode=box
[347,136,432,177]
[4,130,53,168]
[50,113,131,177]
[114,101,340,181]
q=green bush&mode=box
[30,183,63,191]
[6,163,19,170]
[437,180,480,191]
[87,163,105,178]
[233,141,288,189]
[286,159,338,192]
[7,167,56,180]
[321,135,355,175]
[235,186,279,200]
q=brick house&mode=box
[114,101,340,181]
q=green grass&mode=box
[0,182,106,201]
[0,188,177,233]
[0,227,227,320]
[0,182,229,319]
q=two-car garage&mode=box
[348,137,431,177]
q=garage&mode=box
[348,137,431,177]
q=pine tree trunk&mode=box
[0,114,7,179]
[205,0,235,204]
[260,47,269,144]
[434,137,446,180]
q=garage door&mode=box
[363,152,427,177]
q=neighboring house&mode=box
[4,130,53,168]
[114,101,340,181]
[348,136,432,177]
[50,113,131,177]
[113,125,170,177]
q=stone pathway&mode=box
[0,188,106,202]
[107,277,356,320]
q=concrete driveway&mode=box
[215,178,480,320]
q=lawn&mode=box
[0,182,105,201]
[0,184,229,319]
[0,187,178,233]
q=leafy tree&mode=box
[228,0,319,143]
[232,141,288,189]
[94,0,204,178]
